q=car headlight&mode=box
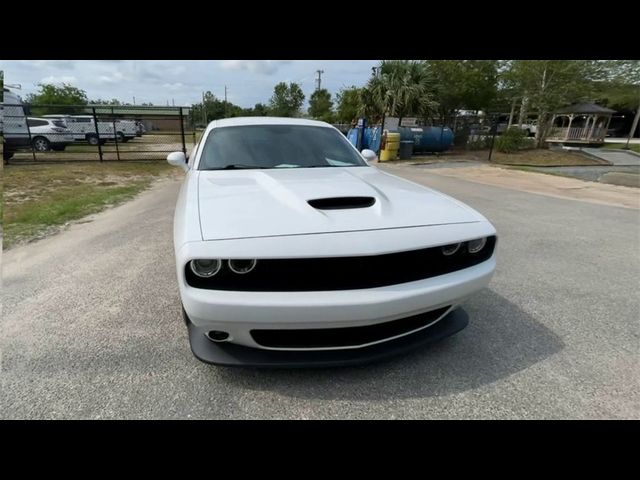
[441,243,462,256]
[190,259,222,277]
[228,259,257,274]
[467,237,487,254]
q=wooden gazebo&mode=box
[546,102,616,145]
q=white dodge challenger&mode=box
[167,117,497,367]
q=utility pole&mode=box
[133,96,136,105]
[315,70,324,91]
[202,91,206,125]
[224,86,228,118]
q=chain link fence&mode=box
[3,103,197,164]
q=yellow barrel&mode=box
[380,132,401,161]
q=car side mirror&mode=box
[361,149,378,165]
[167,151,189,171]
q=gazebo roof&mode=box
[555,102,616,115]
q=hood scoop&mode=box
[307,196,376,210]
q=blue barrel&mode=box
[398,126,454,152]
[347,128,359,147]
[347,127,382,153]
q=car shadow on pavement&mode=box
[215,289,565,400]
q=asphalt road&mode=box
[2,168,639,419]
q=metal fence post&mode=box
[179,107,187,155]
[487,119,497,163]
[25,111,37,162]
[112,107,120,161]
[92,107,103,162]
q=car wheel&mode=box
[3,149,14,162]
[87,134,99,146]
[122,137,130,143]
[32,136,51,152]
[116,132,125,142]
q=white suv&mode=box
[42,115,115,145]
[27,117,75,151]
[113,119,137,142]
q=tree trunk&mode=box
[508,98,517,128]
[518,96,528,126]
[535,110,549,148]
[626,100,640,148]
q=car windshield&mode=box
[198,124,367,170]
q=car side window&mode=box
[27,119,47,127]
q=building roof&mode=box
[81,106,191,116]
[556,102,616,114]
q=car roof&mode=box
[209,117,333,129]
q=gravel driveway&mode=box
[2,167,638,419]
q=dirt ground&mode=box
[380,163,640,210]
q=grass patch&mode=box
[415,148,607,166]
[602,143,640,153]
[487,149,607,166]
[3,161,181,249]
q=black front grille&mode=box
[185,235,496,292]
[250,306,451,349]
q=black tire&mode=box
[116,131,125,142]
[87,134,99,146]
[3,149,14,162]
[32,136,51,152]
[122,137,130,143]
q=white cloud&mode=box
[162,82,184,91]
[39,75,78,84]
[96,71,127,84]
[220,60,291,75]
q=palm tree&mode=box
[363,60,437,126]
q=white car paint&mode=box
[27,117,75,151]
[170,117,497,358]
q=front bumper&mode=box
[186,307,469,368]
[180,254,494,350]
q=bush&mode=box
[495,128,534,153]
[466,134,493,150]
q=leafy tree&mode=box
[335,86,363,123]
[26,82,88,115]
[308,89,334,122]
[268,82,305,117]
[503,61,597,146]
[365,60,437,125]
[589,61,640,112]
[252,103,269,116]
[192,91,242,122]
[27,83,87,105]
[424,60,499,121]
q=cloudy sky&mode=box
[0,60,379,108]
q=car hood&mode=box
[197,167,485,241]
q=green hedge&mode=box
[495,128,535,153]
